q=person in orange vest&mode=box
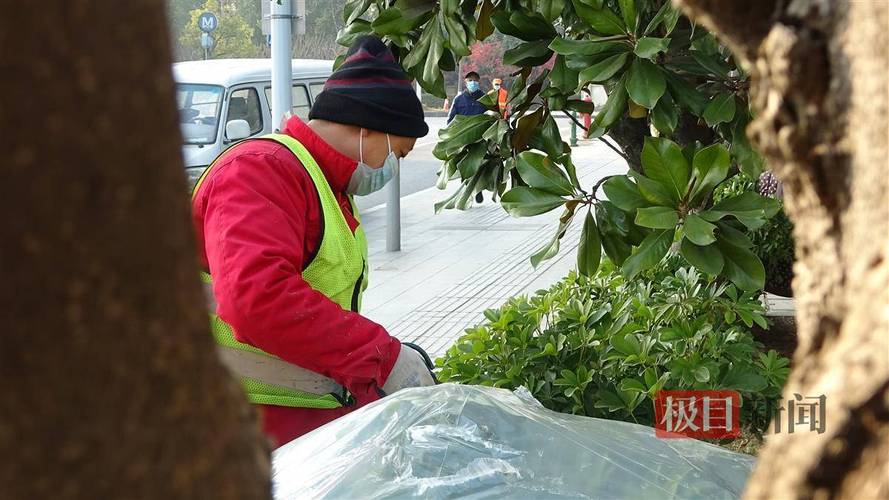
[491,78,509,119]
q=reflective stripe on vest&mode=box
[193,133,369,408]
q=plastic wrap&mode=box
[273,384,755,499]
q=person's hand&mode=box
[381,343,437,395]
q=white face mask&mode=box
[347,132,399,196]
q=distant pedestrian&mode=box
[447,71,486,124]
[491,78,509,119]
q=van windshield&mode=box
[176,84,224,145]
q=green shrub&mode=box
[436,257,789,435]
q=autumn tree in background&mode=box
[0,1,269,498]
[462,38,517,84]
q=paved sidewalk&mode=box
[358,139,629,358]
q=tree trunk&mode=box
[0,2,271,499]
[675,0,889,498]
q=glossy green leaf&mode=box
[635,206,679,229]
[618,0,637,32]
[372,8,417,36]
[529,114,568,159]
[603,176,649,211]
[703,92,737,127]
[683,213,718,245]
[503,40,554,67]
[344,0,372,25]
[588,73,629,138]
[693,366,710,383]
[680,238,724,275]
[732,118,765,179]
[540,0,567,22]
[579,52,630,84]
[650,92,678,134]
[644,1,680,35]
[612,333,641,355]
[476,0,495,40]
[550,55,580,92]
[640,137,690,201]
[501,187,566,217]
[691,50,732,78]
[508,10,558,40]
[442,14,470,57]
[626,58,666,109]
[721,367,768,392]
[596,200,630,236]
[702,192,781,226]
[457,142,487,178]
[490,11,523,39]
[715,221,754,248]
[516,151,574,196]
[621,228,675,278]
[689,143,731,205]
[716,237,766,291]
[572,0,627,35]
[401,19,434,68]
[577,211,602,277]
[634,37,669,58]
[336,19,372,47]
[628,170,675,207]
[598,219,637,264]
[439,113,497,144]
[422,22,444,89]
[565,99,595,114]
[512,106,545,150]
[550,37,628,56]
[664,71,708,116]
[530,207,573,268]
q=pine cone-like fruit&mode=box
[758,171,782,198]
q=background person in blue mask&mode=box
[447,71,486,124]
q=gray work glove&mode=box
[381,343,437,395]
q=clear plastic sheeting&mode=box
[273,384,755,499]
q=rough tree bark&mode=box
[674,0,889,498]
[0,2,271,498]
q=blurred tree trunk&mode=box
[0,1,270,499]
[676,0,889,498]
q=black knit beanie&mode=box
[309,35,429,138]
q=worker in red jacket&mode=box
[191,35,436,447]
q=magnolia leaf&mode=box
[621,228,675,278]
[635,206,679,229]
[626,58,666,109]
[577,211,603,277]
[501,187,566,217]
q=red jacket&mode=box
[192,116,401,447]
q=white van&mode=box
[173,58,334,188]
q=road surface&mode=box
[354,115,576,212]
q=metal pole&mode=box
[386,166,401,252]
[271,0,293,130]
[570,111,578,147]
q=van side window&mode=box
[310,83,325,102]
[264,84,311,120]
[227,88,263,137]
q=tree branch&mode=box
[598,137,631,163]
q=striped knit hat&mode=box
[309,35,428,138]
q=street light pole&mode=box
[270,0,293,130]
